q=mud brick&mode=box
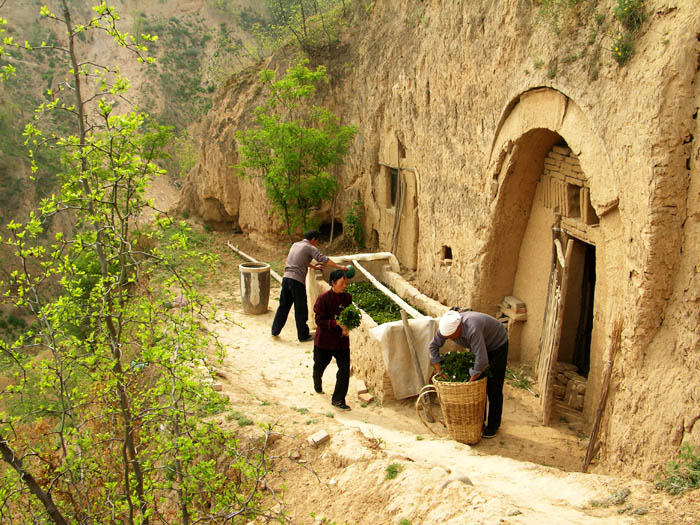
[356,380,368,395]
[552,145,571,156]
[307,430,330,447]
[548,151,567,161]
[544,158,562,170]
[554,384,566,400]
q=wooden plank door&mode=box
[536,229,574,425]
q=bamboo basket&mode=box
[416,376,487,444]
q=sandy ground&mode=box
[192,231,699,525]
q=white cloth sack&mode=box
[369,317,438,399]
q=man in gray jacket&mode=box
[271,230,347,342]
[428,310,509,438]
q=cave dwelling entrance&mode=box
[478,88,619,429]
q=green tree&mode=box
[236,59,357,242]
[0,2,273,523]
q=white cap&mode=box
[439,310,461,337]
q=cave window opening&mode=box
[389,167,399,207]
[441,245,453,266]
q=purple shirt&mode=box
[428,311,508,377]
[283,239,329,284]
[313,289,352,350]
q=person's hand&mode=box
[310,263,323,270]
[340,325,349,336]
[469,372,481,382]
[340,265,348,271]
[433,362,441,375]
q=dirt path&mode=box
[202,232,695,524]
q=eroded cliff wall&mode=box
[178,0,700,479]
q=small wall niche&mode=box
[441,245,453,266]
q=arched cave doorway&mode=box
[482,133,599,422]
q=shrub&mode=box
[385,462,403,480]
[611,32,634,66]
[344,198,365,248]
[614,0,645,32]
[655,444,700,494]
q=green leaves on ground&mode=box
[655,444,700,495]
[235,59,357,242]
[385,462,403,480]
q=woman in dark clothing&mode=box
[313,269,352,410]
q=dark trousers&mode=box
[313,345,350,404]
[271,277,310,341]
[485,341,509,431]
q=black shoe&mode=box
[332,401,351,411]
[314,385,323,394]
[299,335,314,342]
[482,427,498,439]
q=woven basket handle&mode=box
[416,385,444,433]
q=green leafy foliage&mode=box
[435,351,476,382]
[136,12,213,129]
[655,444,700,495]
[345,281,425,325]
[346,282,402,324]
[0,4,273,523]
[344,198,365,248]
[236,59,357,241]
[337,303,361,330]
[613,0,645,32]
[611,32,634,65]
[436,351,492,383]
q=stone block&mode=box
[359,392,374,403]
[211,383,223,391]
[553,384,566,399]
[307,430,330,447]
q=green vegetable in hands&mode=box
[337,304,362,330]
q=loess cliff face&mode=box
[179,0,700,479]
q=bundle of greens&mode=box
[337,304,362,330]
[436,351,490,382]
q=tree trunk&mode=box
[0,437,68,525]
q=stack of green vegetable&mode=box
[345,282,405,324]
[436,351,490,382]
[337,304,362,330]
